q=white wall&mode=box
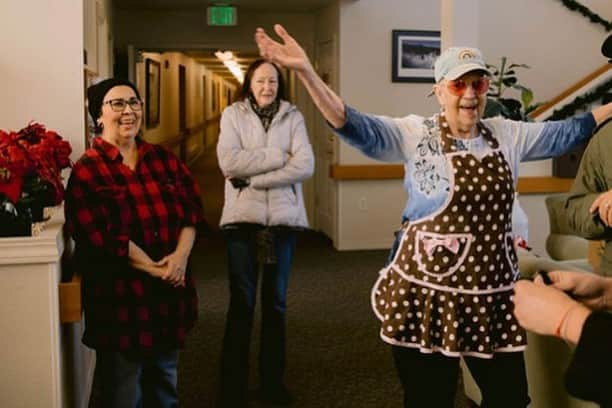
[0,0,85,160]
[478,0,611,105]
[334,0,440,249]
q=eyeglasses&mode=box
[103,98,143,112]
[446,77,490,96]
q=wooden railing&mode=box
[329,164,573,193]
[160,114,222,162]
[529,64,612,119]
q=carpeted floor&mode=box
[174,229,474,408]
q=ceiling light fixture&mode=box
[214,50,244,84]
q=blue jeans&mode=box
[94,349,179,408]
[219,226,296,406]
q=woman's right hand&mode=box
[545,270,612,310]
[255,24,313,73]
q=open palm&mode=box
[255,24,312,72]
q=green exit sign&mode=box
[207,6,237,26]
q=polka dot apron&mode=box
[371,114,526,358]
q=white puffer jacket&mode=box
[217,99,314,228]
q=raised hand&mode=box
[255,24,313,73]
[546,270,612,310]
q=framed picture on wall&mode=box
[145,58,161,128]
[84,68,99,148]
[391,30,441,83]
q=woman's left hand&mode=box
[155,251,189,287]
[590,190,612,226]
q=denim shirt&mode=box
[334,106,596,223]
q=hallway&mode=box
[169,147,470,407]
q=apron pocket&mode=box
[414,231,473,278]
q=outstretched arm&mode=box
[255,24,346,128]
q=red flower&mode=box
[0,122,72,207]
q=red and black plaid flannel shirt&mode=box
[64,137,204,353]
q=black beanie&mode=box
[87,78,142,121]
[603,34,612,62]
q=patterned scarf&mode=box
[248,94,280,132]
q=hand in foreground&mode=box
[155,251,189,287]
[545,270,612,311]
[255,24,312,72]
[513,280,578,337]
[590,190,612,226]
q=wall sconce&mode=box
[214,50,244,83]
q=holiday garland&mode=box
[548,1,612,119]
[548,77,612,120]
[557,0,611,31]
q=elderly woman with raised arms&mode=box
[255,24,612,407]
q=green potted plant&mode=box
[484,56,543,120]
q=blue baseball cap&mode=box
[434,47,490,83]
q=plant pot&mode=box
[28,203,45,223]
[16,202,46,223]
[0,212,31,237]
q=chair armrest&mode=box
[546,234,589,261]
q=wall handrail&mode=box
[329,164,573,193]
[529,64,612,120]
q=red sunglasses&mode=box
[446,77,490,96]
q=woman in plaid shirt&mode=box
[64,78,204,408]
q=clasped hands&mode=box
[135,251,189,288]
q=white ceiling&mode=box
[183,50,260,86]
[114,0,335,12]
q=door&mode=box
[313,38,338,243]
[178,64,187,162]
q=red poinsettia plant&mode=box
[0,122,72,221]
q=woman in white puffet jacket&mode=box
[216,59,314,407]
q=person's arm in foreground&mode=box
[513,271,612,405]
